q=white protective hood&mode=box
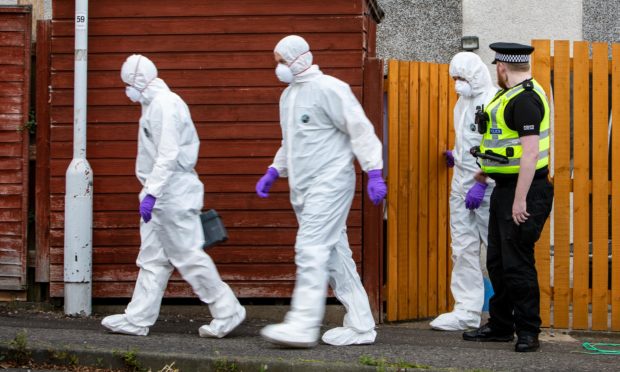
[448,52,498,196]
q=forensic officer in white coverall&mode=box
[255,35,387,347]
[430,52,498,331]
[101,55,245,338]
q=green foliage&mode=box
[113,348,147,372]
[50,350,79,366]
[214,357,239,372]
[21,109,36,134]
[7,329,31,364]
[359,355,431,371]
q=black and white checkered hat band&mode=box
[495,52,530,63]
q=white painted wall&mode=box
[463,0,583,70]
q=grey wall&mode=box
[376,0,462,64]
[44,0,50,19]
[583,0,620,49]
[463,0,582,78]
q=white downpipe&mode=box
[64,0,92,316]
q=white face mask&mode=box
[455,80,474,97]
[125,85,142,103]
[275,63,294,84]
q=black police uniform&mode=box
[463,43,554,352]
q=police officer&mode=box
[462,43,554,352]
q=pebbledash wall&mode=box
[376,0,461,64]
[376,0,620,66]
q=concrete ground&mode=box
[1,303,619,371]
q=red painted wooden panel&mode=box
[46,0,374,300]
[0,47,23,64]
[50,246,363,265]
[51,122,284,141]
[49,227,363,247]
[50,141,282,160]
[0,16,28,31]
[48,210,362,230]
[49,193,362,212]
[50,69,363,89]
[0,114,23,130]
[35,20,52,282]
[0,222,21,236]
[50,33,364,54]
[50,175,363,194]
[0,32,25,47]
[52,281,297,298]
[0,82,23,96]
[0,195,21,209]
[0,65,25,81]
[0,171,23,184]
[52,0,365,18]
[51,50,364,71]
[51,16,364,36]
[0,6,30,292]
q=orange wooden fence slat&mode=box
[531,39,552,327]
[397,60,410,319]
[552,40,571,329]
[571,41,591,330]
[407,62,420,319]
[417,62,430,317]
[591,42,610,331]
[386,59,399,321]
[427,63,439,315]
[437,64,450,314]
[611,44,620,331]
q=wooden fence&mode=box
[0,6,31,299]
[386,40,620,331]
[386,60,456,321]
[531,40,620,331]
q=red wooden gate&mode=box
[0,6,31,299]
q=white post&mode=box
[64,0,92,316]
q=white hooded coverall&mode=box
[430,52,498,330]
[260,36,382,347]
[101,55,244,337]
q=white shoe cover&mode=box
[101,314,149,336]
[199,306,246,338]
[321,327,376,346]
[429,310,480,331]
[260,322,319,348]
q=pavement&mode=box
[1,303,620,372]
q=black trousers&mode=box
[487,178,554,336]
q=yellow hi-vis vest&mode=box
[479,79,550,174]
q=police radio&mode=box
[475,105,489,135]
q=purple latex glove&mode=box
[444,150,455,168]
[367,169,387,205]
[465,182,488,210]
[139,194,156,223]
[256,167,279,198]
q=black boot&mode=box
[515,333,540,352]
[462,323,514,342]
